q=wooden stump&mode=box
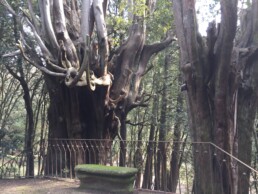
[75,164,138,194]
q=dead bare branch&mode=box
[40,0,59,49]
[21,16,52,58]
[93,0,109,75]
[17,40,66,77]
[2,50,21,58]
[0,0,17,16]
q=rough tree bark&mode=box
[236,2,258,193]
[172,0,258,193]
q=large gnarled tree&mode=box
[172,0,258,193]
[0,0,175,173]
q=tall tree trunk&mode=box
[22,80,35,177]
[38,95,48,176]
[172,0,258,193]
[4,15,35,177]
[134,117,144,189]
[6,60,35,178]
[142,79,159,189]
[237,89,257,194]
[157,54,169,190]
[169,77,184,192]
[119,112,127,166]
[236,2,258,192]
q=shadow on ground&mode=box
[0,178,175,194]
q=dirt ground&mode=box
[0,178,175,194]
[0,178,88,194]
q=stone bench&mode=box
[75,164,138,194]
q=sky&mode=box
[195,0,221,36]
[195,0,250,36]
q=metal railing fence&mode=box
[1,139,258,194]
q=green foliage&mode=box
[127,42,189,143]
[107,0,173,46]
[133,0,148,17]
[145,0,173,42]
[107,15,130,47]
[0,0,48,156]
[0,129,24,155]
[107,1,131,48]
[107,0,179,143]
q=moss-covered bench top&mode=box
[75,164,138,177]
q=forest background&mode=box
[0,0,257,193]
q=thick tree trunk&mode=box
[1,0,174,178]
[45,79,108,175]
[236,3,258,193]
[172,0,258,193]
[46,77,108,140]
[237,88,257,194]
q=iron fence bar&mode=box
[71,141,76,169]
[209,144,214,194]
[67,141,72,179]
[61,142,67,178]
[78,141,85,164]
[47,144,50,176]
[1,139,258,193]
[50,144,53,177]
[75,141,80,165]
[57,143,62,178]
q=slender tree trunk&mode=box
[134,125,143,188]
[7,70,35,178]
[157,54,170,190]
[169,79,184,192]
[38,97,47,176]
[142,87,159,189]
[5,15,35,177]
[22,80,35,177]
[119,113,127,166]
